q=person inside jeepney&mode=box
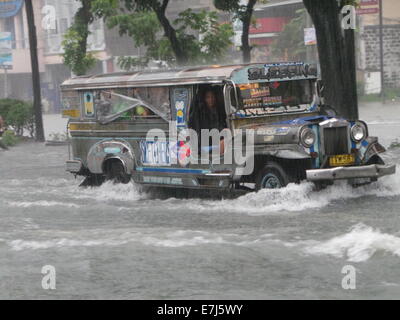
[190,88,227,155]
[131,88,154,117]
[134,105,152,117]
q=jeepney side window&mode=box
[94,87,170,122]
[94,89,132,119]
[133,87,170,119]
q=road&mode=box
[0,102,400,299]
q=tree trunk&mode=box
[303,0,358,120]
[153,0,189,65]
[25,0,45,141]
[241,0,257,63]
[75,0,92,75]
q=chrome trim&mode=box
[205,173,232,177]
[319,119,350,156]
[306,164,396,181]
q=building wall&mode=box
[363,24,400,88]
[358,0,400,89]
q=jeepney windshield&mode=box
[234,79,316,116]
[94,87,170,123]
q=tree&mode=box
[25,0,45,141]
[270,9,307,62]
[62,0,96,76]
[62,0,234,71]
[303,0,359,120]
[91,0,233,68]
[214,0,267,63]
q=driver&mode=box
[198,89,227,155]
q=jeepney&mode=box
[61,62,396,190]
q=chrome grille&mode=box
[323,126,349,155]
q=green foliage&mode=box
[92,0,233,68]
[214,0,267,62]
[340,0,360,8]
[0,99,35,137]
[1,130,19,147]
[172,9,234,65]
[270,9,307,61]
[62,0,97,75]
[62,29,97,76]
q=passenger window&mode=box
[94,87,171,123]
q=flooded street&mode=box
[1,103,400,300]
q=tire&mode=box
[106,161,131,184]
[256,162,291,190]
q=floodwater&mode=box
[1,102,400,300]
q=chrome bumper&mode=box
[66,160,82,173]
[306,164,396,181]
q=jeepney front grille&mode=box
[323,126,349,155]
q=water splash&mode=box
[304,223,400,262]
[195,169,400,215]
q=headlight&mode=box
[300,127,316,148]
[351,123,367,142]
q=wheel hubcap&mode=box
[262,174,282,189]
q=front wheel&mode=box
[256,162,291,190]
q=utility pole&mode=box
[379,0,385,102]
[25,0,45,142]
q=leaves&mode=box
[270,9,307,61]
[0,99,34,137]
[62,0,96,76]
[62,29,97,76]
[97,2,233,69]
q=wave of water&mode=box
[7,229,274,251]
[7,223,400,263]
[304,223,400,262]
[7,201,80,209]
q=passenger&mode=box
[134,105,152,117]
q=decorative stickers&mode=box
[84,92,95,117]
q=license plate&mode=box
[329,154,355,167]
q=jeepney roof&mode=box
[60,62,318,90]
[61,64,245,90]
